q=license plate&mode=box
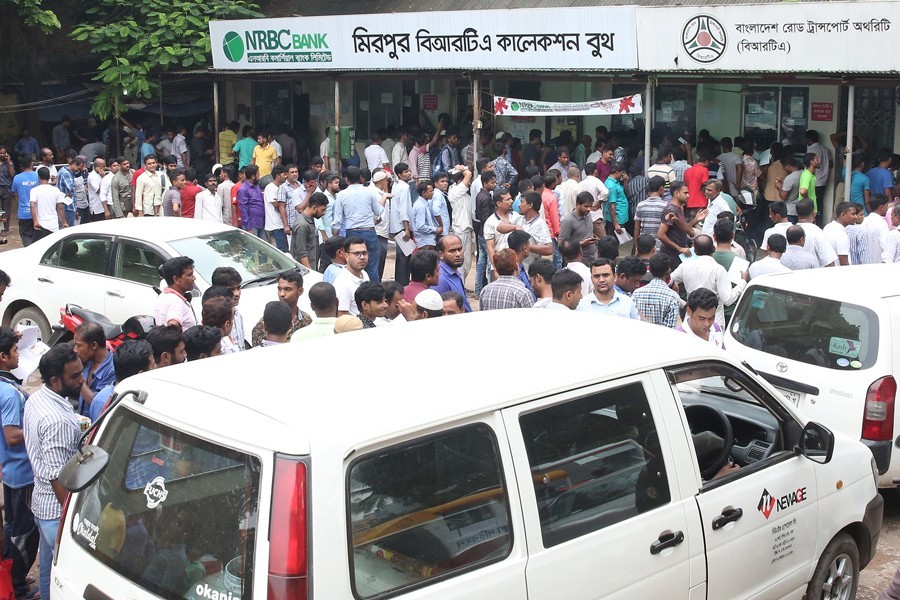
[777,387,802,407]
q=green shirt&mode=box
[799,169,817,212]
[713,250,737,272]
[233,137,258,169]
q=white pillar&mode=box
[213,82,220,165]
[472,75,480,170]
[644,82,652,174]
[844,83,855,205]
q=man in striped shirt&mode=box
[24,343,84,600]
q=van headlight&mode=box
[872,456,879,487]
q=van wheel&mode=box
[11,307,51,343]
[806,533,859,600]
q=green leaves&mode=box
[70,0,262,118]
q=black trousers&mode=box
[4,484,38,596]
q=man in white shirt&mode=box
[154,257,197,331]
[364,134,390,172]
[447,167,475,283]
[171,126,189,168]
[701,180,732,236]
[30,167,68,240]
[334,237,371,316]
[391,129,409,174]
[264,166,290,251]
[268,132,283,166]
[580,162,609,239]
[100,157,118,217]
[135,155,163,216]
[194,173,225,222]
[86,157,109,220]
[796,199,837,267]
[748,233,791,279]
[863,194,891,257]
[761,200,792,252]
[319,129,331,171]
[822,202,858,266]
[670,234,746,326]
[883,205,900,263]
[215,165,235,224]
[518,191,553,267]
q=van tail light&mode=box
[268,457,308,600]
[54,488,72,565]
[862,376,896,441]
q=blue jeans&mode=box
[267,228,288,252]
[475,233,488,296]
[251,227,266,240]
[36,516,59,600]
[347,228,381,283]
[552,238,562,269]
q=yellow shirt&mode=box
[218,130,237,165]
[252,144,277,177]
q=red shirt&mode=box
[684,163,709,209]
[231,181,243,226]
[541,188,561,237]
[180,183,202,218]
[403,281,428,304]
[131,167,145,186]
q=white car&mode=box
[0,217,321,342]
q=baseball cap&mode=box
[495,131,507,140]
[334,315,363,334]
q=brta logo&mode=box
[682,15,727,64]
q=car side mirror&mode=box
[800,421,834,464]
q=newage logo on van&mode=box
[757,486,808,520]
[143,476,169,509]
[224,29,332,64]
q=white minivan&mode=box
[53,311,881,600]
[725,265,900,488]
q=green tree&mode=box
[71,0,261,118]
[11,0,60,32]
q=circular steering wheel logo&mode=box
[682,15,727,64]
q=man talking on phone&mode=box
[559,191,598,265]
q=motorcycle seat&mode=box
[69,305,122,340]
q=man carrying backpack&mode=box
[438,129,462,175]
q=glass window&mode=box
[730,286,879,370]
[348,425,512,599]
[71,407,261,600]
[42,236,112,275]
[743,87,779,151]
[168,229,303,287]
[780,88,809,151]
[116,241,167,287]
[519,382,670,548]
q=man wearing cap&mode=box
[333,167,385,283]
[414,289,444,319]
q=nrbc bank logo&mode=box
[682,15,727,64]
[223,31,245,62]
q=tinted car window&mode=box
[71,407,261,600]
[519,382,670,548]
[116,241,167,287]
[348,425,512,599]
[41,236,112,275]
[730,286,879,370]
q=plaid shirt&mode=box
[492,156,518,187]
[279,181,303,229]
[632,278,681,328]
[479,276,534,310]
[57,165,74,197]
[24,385,81,520]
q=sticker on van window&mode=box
[72,513,99,550]
[750,290,769,309]
[836,358,850,367]
[143,476,169,509]
[828,337,860,359]
[851,360,862,369]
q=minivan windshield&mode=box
[71,406,261,600]
[169,229,302,285]
[730,286,879,371]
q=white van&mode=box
[53,311,881,600]
[725,265,900,488]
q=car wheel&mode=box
[805,532,859,600]
[11,307,51,343]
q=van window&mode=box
[519,382,670,548]
[730,286,879,370]
[348,424,512,599]
[70,407,261,600]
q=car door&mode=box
[664,361,819,600]
[33,233,113,321]
[501,374,702,600]
[106,238,170,323]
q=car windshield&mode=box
[169,229,300,284]
[730,286,879,371]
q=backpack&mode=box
[434,146,451,177]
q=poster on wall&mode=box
[493,94,642,117]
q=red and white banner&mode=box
[493,94,642,116]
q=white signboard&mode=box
[210,7,637,71]
[494,94,642,117]
[637,2,898,73]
